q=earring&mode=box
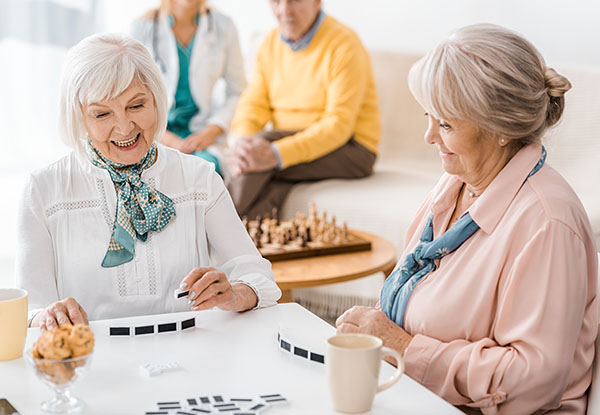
[499,138,506,145]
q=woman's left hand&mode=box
[180,267,258,312]
[179,125,223,154]
[336,306,413,356]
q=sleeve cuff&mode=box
[229,272,282,309]
[271,143,283,170]
[403,333,443,383]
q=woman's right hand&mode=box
[30,297,89,332]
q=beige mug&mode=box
[326,333,404,413]
[0,288,28,360]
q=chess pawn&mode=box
[242,216,249,231]
[343,222,348,239]
[306,226,312,242]
[331,215,336,228]
[309,202,317,219]
[271,207,279,221]
[321,210,327,223]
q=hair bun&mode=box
[544,67,572,97]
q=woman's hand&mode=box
[180,267,258,312]
[179,125,224,154]
[336,306,413,357]
[160,130,187,151]
[30,297,89,332]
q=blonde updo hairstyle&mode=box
[408,23,571,150]
[59,33,168,157]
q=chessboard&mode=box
[243,203,372,262]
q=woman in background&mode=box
[131,0,246,174]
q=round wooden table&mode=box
[272,230,397,302]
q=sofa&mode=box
[281,50,600,320]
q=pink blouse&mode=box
[402,144,598,414]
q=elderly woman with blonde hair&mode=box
[130,0,246,174]
[336,24,598,414]
[16,33,280,331]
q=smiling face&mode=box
[270,0,321,42]
[82,79,157,165]
[423,113,512,189]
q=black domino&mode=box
[259,394,281,399]
[157,402,180,405]
[157,322,177,333]
[187,398,198,406]
[110,326,130,336]
[230,398,252,402]
[218,408,240,412]
[265,397,287,403]
[294,346,308,358]
[280,339,291,352]
[145,412,168,415]
[191,409,211,414]
[213,395,224,402]
[249,403,266,410]
[176,412,195,415]
[310,352,325,363]
[135,325,155,335]
[214,403,236,408]
[177,290,190,298]
[181,318,195,330]
[199,397,210,404]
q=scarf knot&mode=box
[86,142,176,267]
[380,146,546,328]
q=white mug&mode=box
[326,333,404,413]
[0,288,28,361]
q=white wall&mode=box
[103,0,599,66]
[0,0,598,287]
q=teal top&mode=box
[166,14,200,139]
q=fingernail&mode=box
[179,281,188,290]
[187,299,193,305]
[189,291,197,300]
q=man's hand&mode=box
[227,136,279,177]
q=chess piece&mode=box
[242,216,248,231]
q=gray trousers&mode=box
[226,130,377,219]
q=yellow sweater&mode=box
[231,16,381,168]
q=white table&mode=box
[0,303,463,414]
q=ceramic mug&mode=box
[0,288,28,360]
[326,333,404,413]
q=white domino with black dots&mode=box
[109,316,196,337]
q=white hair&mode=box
[59,32,168,156]
[408,23,571,148]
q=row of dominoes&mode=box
[145,394,287,415]
[277,332,325,364]
[109,317,196,336]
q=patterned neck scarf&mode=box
[86,142,176,268]
[380,147,547,328]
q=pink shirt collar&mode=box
[431,143,544,235]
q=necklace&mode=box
[466,186,479,198]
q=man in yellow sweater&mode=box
[226,0,380,219]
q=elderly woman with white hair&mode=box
[16,33,280,331]
[336,24,598,414]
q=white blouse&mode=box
[16,145,281,321]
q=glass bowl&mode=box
[25,348,93,413]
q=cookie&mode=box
[68,324,94,357]
[35,329,72,360]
